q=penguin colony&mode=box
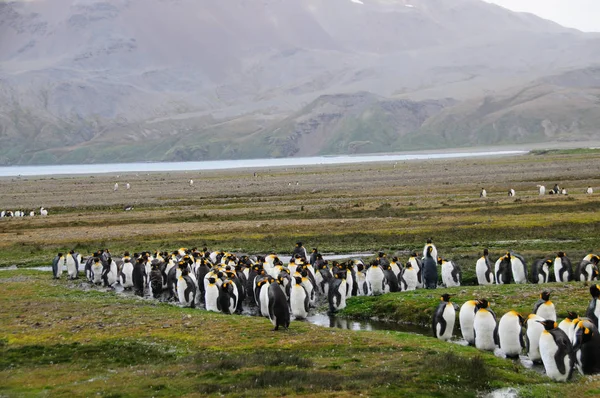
[477,183,598,197]
[1,207,48,218]
[52,243,442,331]
[433,287,600,382]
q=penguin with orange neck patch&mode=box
[573,319,600,375]
[268,276,290,331]
[533,291,556,321]
[586,284,600,327]
[432,293,458,341]
[538,319,575,382]
[177,267,197,308]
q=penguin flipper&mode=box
[493,325,500,346]
[532,300,543,315]
[519,329,525,349]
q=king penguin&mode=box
[400,263,419,292]
[558,311,579,344]
[526,314,545,364]
[423,238,437,263]
[576,255,599,282]
[498,310,525,358]
[586,284,600,327]
[530,259,551,284]
[407,252,423,288]
[422,246,438,289]
[572,319,600,375]
[538,319,575,382]
[268,277,290,331]
[476,249,494,285]
[205,277,220,312]
[554,252,573,282]
[91,257,104,285]
[177,268,197,308]
[533,291,556,321]
[328,272,347,313]
[439,258,461,287]
[459,300,477,345]
[52,253,65,279]
[473,299,499,352]
[65,251,79,280]
[366,260,386,295]
[120,256,134,289]
[432,293,458,341]
[494,253,512,285]
[217,280,237,314]
[290,276,310,320]
[510,252,528,284]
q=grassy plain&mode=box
[1,150,600,396]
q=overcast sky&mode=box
[485,0,600,32]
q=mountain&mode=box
[1,0,600,164]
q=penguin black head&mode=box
[545,259,553,266]
[392,256,398,262]
[557,251,565,258]
[440,293,452,302]
[296,241,302,247]
[540,291,551,301]
[312,248,318,253]
[69,250,75,255]
[437,257,443,265]
[591,256,600,265]
[427,246,433,255]
[378,252,385,258]
[370,260,378,267]
[537,320,558,331]
[294,276,302,285]
[208,277,216,285]
[476,299,490,309]
[94,257,101,263]
[567,311,578,320]
[357,263,364,272]
[411,251,418,258]
[591,285,600,298]
[181,267,189,276]
[57,252,64,257]
[483,248,488,256]
[427,238,432,244]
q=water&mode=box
[0,150,526,177]
[306,313,429,333]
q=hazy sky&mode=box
[485,0,600,32]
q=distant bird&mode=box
[552,184,560,194]
[126,183,131,190]
[508,189,515,197]
[587,186,594,195]
[124,205,134,211]
[480,188,487,198]
[40,207,48,216]
[189,179,194,186]
[113,183,119,191]
[538,185,546,195]
[29,211,35,217]
[561,188,568,195]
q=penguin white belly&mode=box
[92,264,103,284]
[536,303,556,322]
[494,259,503,284]
[403,269,418,291]
[260,283,271,317]
[459,302,476,345]
[367,267,385,296]
[177,277,192,307]
[557,320,573,342]
[290,285,308,319]
[66,256,77,279]
[390,263,401,278]
[355,273,367,295]
[511,258,526,284]
[336,280,347,310]
[554,258,564,282]
[204,284,220,312]
[302,278,316,306]
[408,258,422,286]
[539,332,570,381]
[594,299,600,325]
[144,262,151,286]
[441,262,459,287]
[106,262,118,286]
[345,271,354,298]
[498,316,522,357]
[476,258,491,285]
[474,310,497,351]
[526,315,544,362]
[121,263,134,288]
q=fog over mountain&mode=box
[1,0,600,164]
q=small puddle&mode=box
[306,313,429,334]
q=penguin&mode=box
[572,319,600,375]
[268,277,290,331]
[309,248,319,266]
[259,277,273,317]
[328,272,347,313]
[316,262,332,296]
[422,246,438,289]
[473,299,499,352]
[132,258,145,297]
[290,276,310,320]
[291,241,308,262]
[205,277,220,312]
[90,257,104,285]
[530,259,552,284]
[533,291,556,321]
[354,261,369,296]
[480,188,487,198]
[498,311,525,358]
[525,314,545,364]
[554,252,573,282]
[494,254,512,285]
[381,263,400,292]
[508,188,515,197]
[576,255,599,282]
[299,268,316,307]
[432,293,457,341]
[537,319,575,382]
[585,284,600,327]
[120,256,134,289]
[400,263,419,292]
[101,257,118,288]
[217,280,237,314]
[538,185,546,195]
[459,300,477,345]
[423,238,437,263]
[587,186,594,195]
[476,249,494,285]
[439,258,461,287]
[149,262,163,299]
[558,311,579,344]
[344,262,356,297]
[52,253,65,279]
[65,251,79,280]
[389,257,403,282]
[366,261,386,295]
[177,268,197,308]
[509,252,528,284]
[407,252,423,287]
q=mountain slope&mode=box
[1,0,600,164]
